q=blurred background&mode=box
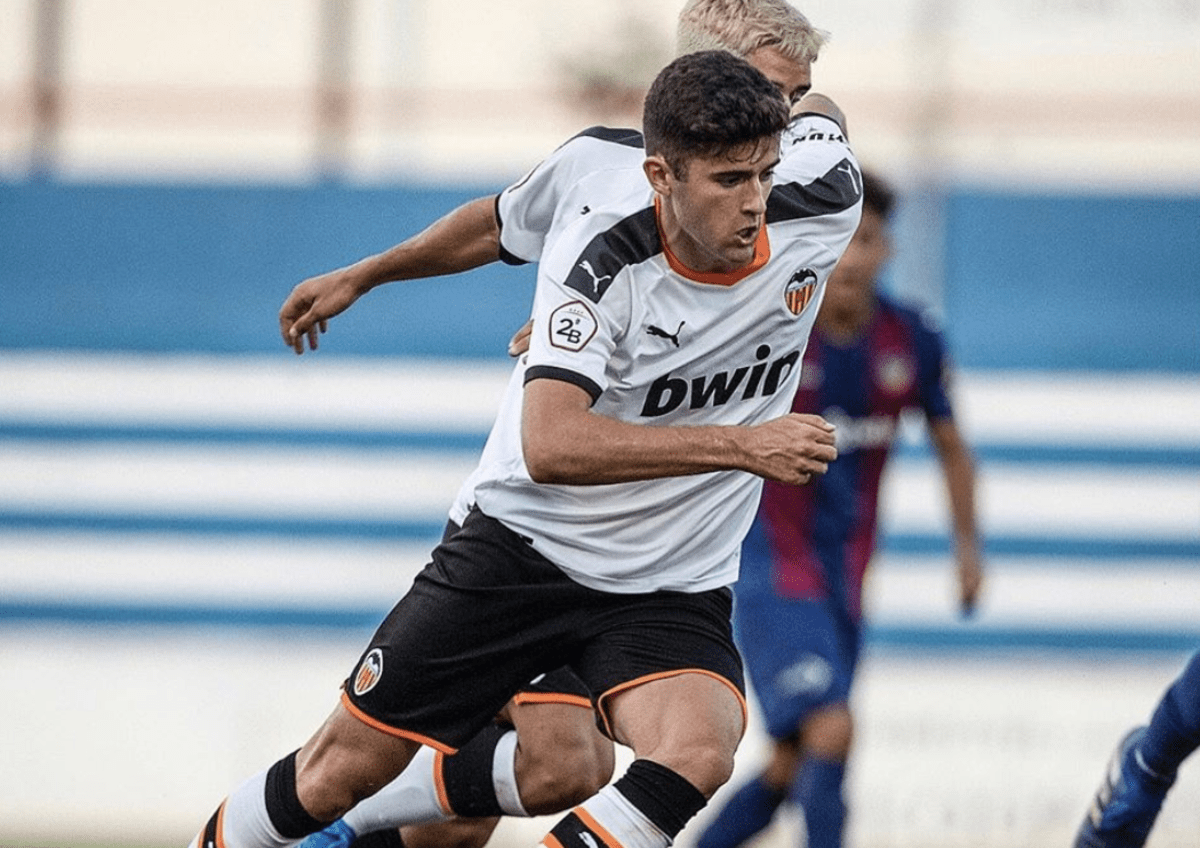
[1,0,1198,846]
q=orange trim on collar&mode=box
[655,196,771,286]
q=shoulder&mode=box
[875,294,950,373]
[543,200,661,304]
[549,126,645,172]
[882,293,944,337]
[508,126,643,193]
[567,126,644,149]
[769,116,861,225]
[789,92,847,135]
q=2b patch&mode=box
[549,300,598,352]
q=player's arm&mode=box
[928,416,985,613]
[280,195,501,354]
[521,378,837,486]
[791,91,848,136]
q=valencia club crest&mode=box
[785,268,818,315]
[353,648,384,696]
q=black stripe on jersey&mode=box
[571,125,645,148]
[766,157,861,224]
[563,206,660,304]
[525,365,603,404]
[499,243,528,266]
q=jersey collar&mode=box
[655,197,771,287]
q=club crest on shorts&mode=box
[353,648,384,696]
[784,268,818,315]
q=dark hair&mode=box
[643,50,790,178]
[860,168,896,219]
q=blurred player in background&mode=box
[193,49,860,848]
[288,3,834,848]
[1075,649,1200,848]
[694,169,984,848]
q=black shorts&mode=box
[442,521,593,711]
[342,508,744,752]
[513,666,594,710]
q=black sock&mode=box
[614,759,708,839]
[264,750,326,838]
[441,723,510,817]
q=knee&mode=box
[295,761,362,822]
[294,715,414,822]
[801,705,853,762]
[660,738,738,799]
[518,736,616,814]
[762,736,803,789]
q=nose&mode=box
[743,180,768,216]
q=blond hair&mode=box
[676,0,829,64]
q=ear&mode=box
[643,155,673,197]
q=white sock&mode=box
[543,785,670,848]
[493,728,529,817]
[342,745,452,834]
[187,768,292,848]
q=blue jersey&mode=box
[739,293,954,620]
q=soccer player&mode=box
[190,49,861,848]
[1075,649,1200,848]
[694,169,984,848]
[287,4,833,848]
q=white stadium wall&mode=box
[2,356,1198,847]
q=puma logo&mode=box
[837,161,861,195]
[579,833,599,848]
[578,260,611,295]
[646,321,684,347]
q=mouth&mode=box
[735,224,759,244]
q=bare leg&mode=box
[295,702,423,822]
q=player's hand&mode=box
[955,540,984,618]
[742,413,838,485]
[279,268,364,354]
[508,319,533,357]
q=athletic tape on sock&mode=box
[493,728,529,816]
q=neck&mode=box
[655,198,732,274]
[654,197,768,285]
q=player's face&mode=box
[824,206,891,310]
[745,46,812,107]
[652,137,780,274]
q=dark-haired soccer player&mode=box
[188,49,861,848]
[290,3,839,847]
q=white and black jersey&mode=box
[458,115,861,594]
[448,127,647,527]
[496,126,647,266]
